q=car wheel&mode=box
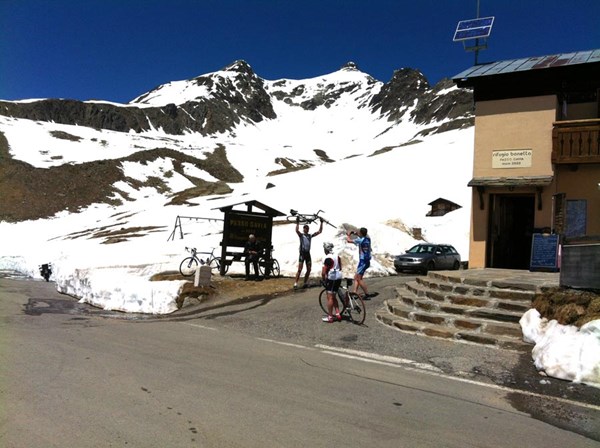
[453,260,460,270]
[424,261,435,274]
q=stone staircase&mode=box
[375,269,559,351]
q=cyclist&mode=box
[294,217,323,288]
[346,227,374,298]
[321,242,343,323]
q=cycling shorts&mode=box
[356,259,370,276]
[324,278,342,293]
[298,251,312,264]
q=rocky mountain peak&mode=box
[389,68,430,92]
[368,66,472,132]
[340,61,359,71]
[222,60,255,75]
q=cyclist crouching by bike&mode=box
[294,217,323,289]
[321,242,343,323]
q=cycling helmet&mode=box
[323,242,334,252]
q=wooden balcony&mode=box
[552,118,600,164]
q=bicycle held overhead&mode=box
[287,209,336,228]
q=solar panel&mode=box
[453,16,494,41]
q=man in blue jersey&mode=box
[294,217,323,288]
[346,227,375,298]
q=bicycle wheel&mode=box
[179,257,199,277]
[346,292,366,325]
[319,288,346,316]
[257,257,266,277]
[208,256,229,275]
[270,259,281,277]
[318,288,329,314]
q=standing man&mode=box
[244,234,260,280]
[294,217,323,288]
[346,227,373,298]
[321,242,342,323]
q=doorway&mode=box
[487,194,535,269]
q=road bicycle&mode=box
[179,247,229,277]
[257,247,281,278]
[318,278,366,325]
[287,209,336,228]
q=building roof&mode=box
[468,176,553,188]
[453,49,600,81]
[215,200,285,216]
[428,197,461,207]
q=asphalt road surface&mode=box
[1,275,599,447]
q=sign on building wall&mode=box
[565,199,587,238]
[492,149,533,168]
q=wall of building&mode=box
[473,95,557,177]
[469,95,558,268]
[554,164,600,235]
[468,186,555,268]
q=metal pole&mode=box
[474,0,480,65]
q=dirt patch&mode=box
[533,287,600,327]
[151,271,297,309]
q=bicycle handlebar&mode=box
[185,247,218,255]
[288,209,336,228]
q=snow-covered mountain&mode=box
[0,60,474,314]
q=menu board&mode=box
[530,233,560,272]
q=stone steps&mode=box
[403,281,533,315]
[374,270,545,351]
[376,303,531,351]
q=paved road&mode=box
[1,276,599,446]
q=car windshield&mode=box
[407,244,435,254]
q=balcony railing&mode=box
[552,118,600,164]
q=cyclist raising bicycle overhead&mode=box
[294,217,323,288]
[321,242,343,323]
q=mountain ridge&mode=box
[0,60,473,223]
[0,60,472,136]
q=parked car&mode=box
[394,243,461,274]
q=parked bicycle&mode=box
[179,247,228,277]
[257,247,281,278]
[318,278,366,324]
[287,209,336,228]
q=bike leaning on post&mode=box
[179,247,228,277]
[318,278,366,325]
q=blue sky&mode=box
[1,0,598,103]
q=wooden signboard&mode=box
[216,200,284,276]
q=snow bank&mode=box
[54,263,183,315]
[520,309,600,388]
